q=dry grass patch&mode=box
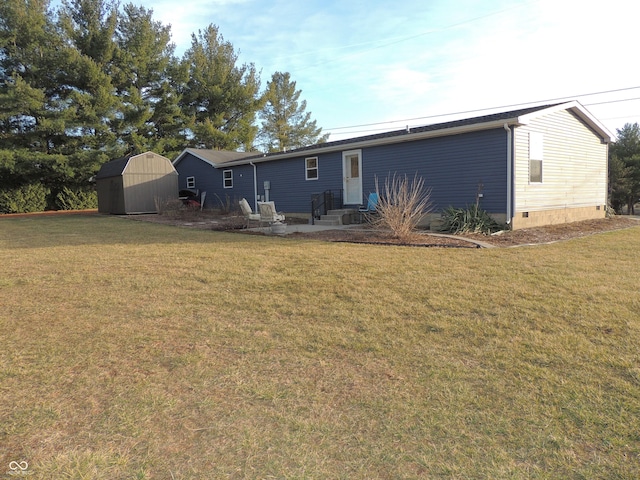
[1,215,639,478]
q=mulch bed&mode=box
[255,217,640,248]
[285,228,481,248]
[127,213,640,248]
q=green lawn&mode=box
[1,215,639,479]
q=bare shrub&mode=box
[370,173,433,242]
[213,193,239,215]
[155,197,188,218]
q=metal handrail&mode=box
[311,190,343,224]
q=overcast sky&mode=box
[56,0,640,141]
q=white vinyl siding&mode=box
[513,109,607,212]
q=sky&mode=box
[58,0,640,142]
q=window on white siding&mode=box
[223,170,233,188]
[305,157,318,180]
[186,176,196,189]
[529,132,543,183]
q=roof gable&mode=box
[516,101,614,142]
[95,155,131,179]
[96,152,177,179]
[172,148,257,167]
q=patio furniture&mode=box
[258,201,285,226]
[358,192,379,222]
[179,189,200,208]
[200,191,206,211]
[239,198,260,228]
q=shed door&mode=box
[343,150,362,205]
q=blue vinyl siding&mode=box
[175,128,508,214]
[363,129,507,212]
[220,164,255,207]
[252,128,507,213]
[255,151,344,213]
[174,154,216,196]
[174,154,255,209]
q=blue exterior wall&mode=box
[217,163,255,209]
[175,128,508,214]
[254,128,508,213]
[362,128,508,212]
[174,154,216,206]
[255,151,343,214]
[174,154,256,209]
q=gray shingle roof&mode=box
[176,101,612,167]
[95,155,132,179]
[259,103,563,157]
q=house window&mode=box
[305,157,318,180]
[186,176,196,189]
[223,170,233,188]
[529,132,543,183]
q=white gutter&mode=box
[504,123,512,225]
[249,162,258,211]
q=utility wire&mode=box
[584,97,640,106]
[325,86,640,132]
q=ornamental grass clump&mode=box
[370,173,433,242]
[439,204,502,234]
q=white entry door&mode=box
[343,150,362,205]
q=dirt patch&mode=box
[464,216,640,247]
[278,217,639,248]
[126,212,640,248]
[285,228,481,248]
[124,211,247,231]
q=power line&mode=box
[584,97,640,106]
[325,86,640,132]
[601,114,640,121]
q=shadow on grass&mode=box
[0,214,265,249]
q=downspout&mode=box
[249,162,258,212]
[605,141,609,211]
[504,123,512,225]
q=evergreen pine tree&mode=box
[259,71,328,153]
[179,25,261,151]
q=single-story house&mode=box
[96,151,179,214]
[172,101,614,229]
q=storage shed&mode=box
[96,152,178,214]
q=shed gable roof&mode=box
[95,155,131,179]
[96,152,177,179]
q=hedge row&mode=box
[0,185,97,214]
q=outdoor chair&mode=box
[358,192,379,222]
[239,198,260,228]
[258,201,285,226]
[200,191,206,211]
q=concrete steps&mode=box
[314,208,357,226]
